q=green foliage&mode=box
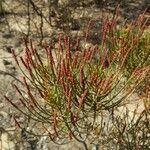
[118,26,150,76]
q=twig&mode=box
[0,70,24,85]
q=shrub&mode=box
[117,20,150,76]
[5,12,150,149]
[101,12,150,95]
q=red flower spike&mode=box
[84,20,92,42]
[34,48,43,66]
[29,39,35,55]
[28,91,38,108]
[12,49,19,66]
[109,6,120,30]
[82,49,87,58]
[29,104,35,111]
[68,131,73,140]
[67,89,72,110]
[4,96,20,110]
[57,68,63,83]
[102,75,113,93]
[75,37,80,51]
[23,77,37,107]
[21,57,33,77]
[13,116,21,129]
[66,37,71,60]
[19,98,27,107]
[90,72,98,86]
[80,68,85,88]
[72,51,79,68]
[61,59,67,76]
[58,33,63,52]
[100,48,109,69]
[120,46,133,69]
[67,76,75,85]
[61,79,67,94]
[66,85,70,97]
[71,112,78,126]
[46,46,55,73]
[25,49,32,65]
[12,83,23,96]
[66,66,73,82]
[88,46,96,62]
[78,89,88,109]
[23,77,29,90]
[66,61,73,78]
[98,79,106,94]
[24,37,29,47]
[63,35,68,47]
[53,112,58,137]
[44,42,54,68]
[101,18,109,47]
[85,48,92,62]
[25,49,37,69]
[38,89,45,99]
[43,41,48,53]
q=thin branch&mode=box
[0,70,24,85]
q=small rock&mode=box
[0,111,8,119]
[2,32,14,39]
[0,103,4,108]
[3,60,12,66]
[1,132,15,150]
[70,20,80,31]
[81,41,94,49]
[4,45,13,53]
[4,66,17,76]
[37,136,49,150]
[58,0,69,6]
